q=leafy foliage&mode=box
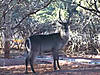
[0,0,100,57]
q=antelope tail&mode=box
[25,38,31,53]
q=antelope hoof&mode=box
[59,67,61,70]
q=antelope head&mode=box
[58,10,70,42]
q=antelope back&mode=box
[26,33,64,53]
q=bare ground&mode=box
[0,61,100,75]
[0,50,100,75]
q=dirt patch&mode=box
[0,62,100,75]
[0,50,100,75]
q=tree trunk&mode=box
[4,40,10,58]
[3,31,10,58]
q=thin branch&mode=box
[94,0,100,13]
[77,3,100,14]
[11,0,53,30]
[93,11,100,17]
[1,0,13,26]
[77,4,96,12]
[82,17,91,32]
[1,5,15,19]
[86,0,94,9]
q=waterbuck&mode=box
[25,13,70,74]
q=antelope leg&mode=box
[29,58,36,73]
[25,56,29,74]
[53,59,57,70]
[57,59,61,70]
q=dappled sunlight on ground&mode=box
[0,63,100,75]
[0,50,100,75]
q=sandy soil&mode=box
[0,51,100,75]
[0,61,100,75]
